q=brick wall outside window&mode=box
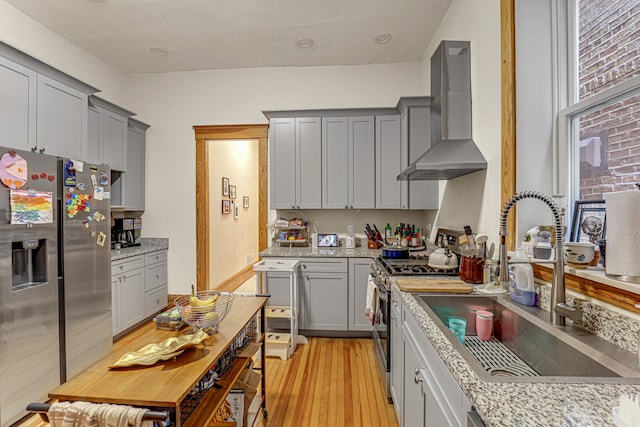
[577,0,640,199]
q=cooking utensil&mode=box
[381,246,409,259]
[395,278,473,293]
[427,247,459,270]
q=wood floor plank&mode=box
[18,335,398,427]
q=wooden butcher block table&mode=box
[395,277,474,293]
[49,296,268,427]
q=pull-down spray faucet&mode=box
[498,191,580,326]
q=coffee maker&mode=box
[111,218,142,248]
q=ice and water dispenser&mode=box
[11,239,48,291]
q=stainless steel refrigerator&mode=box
[0,147,112,426]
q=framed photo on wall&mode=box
[234,202,239,219]
[222,177,229,196]
[222,199,231,214]
[570,200,606,243]
[229,185,236,199]
[243,196,249,208]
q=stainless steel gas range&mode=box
[371,229,463,402]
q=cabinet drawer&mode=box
[145,250,167,265]
[145,285,168,317]
[111,255,144,275]
[145,262,167,291]
[300,258,347,273]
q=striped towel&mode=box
[48,401,153,427]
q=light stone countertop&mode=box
[259,245,381,259]
[396,280,640,427]
[110,237,169,261]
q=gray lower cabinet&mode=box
[0,56,36,151]
[144,250,168,317]
[402,303,471,427]
[348,258,372,331]
[111,250,168,336]
[112,255,145,335]
[390,286,403,422]
[303,271,348,330]
[322,116,375,209]
[269,117,322,209]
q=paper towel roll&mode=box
[604,190,640,277]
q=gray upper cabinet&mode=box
[322,116,375,209]
[1,45,98,160]
[269,117,321,209]
[375,115,405,209]
[36,75,88,159]
[123,119,149,211]
[399,97,438,209]
[88,96,134,172]
[0,56,36,151]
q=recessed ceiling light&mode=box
[374,33,392,44]
[149,46,170,56]
[295,37,314,48]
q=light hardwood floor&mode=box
[18,335,398,427]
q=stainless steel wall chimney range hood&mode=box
[398,40,487,180]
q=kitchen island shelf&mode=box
[48,296,268,427]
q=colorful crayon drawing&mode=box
[10,189,53,224]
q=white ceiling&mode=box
[5,0,452,74]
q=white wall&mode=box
[208,139,259,287]
[125,63,426,294]
[423,0,503,252]
[0,1,126,105]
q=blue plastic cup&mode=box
[448,316,467,344]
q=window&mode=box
[560,0,640,204]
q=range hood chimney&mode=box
[398,40,487,180]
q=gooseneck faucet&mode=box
[498,191,580,326]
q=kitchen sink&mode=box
[414,294,640,383]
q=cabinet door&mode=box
[348,258,372,331]
[269,118,296,209]
[390,299,403,421]
[296,117,322,208]
[376,115,404,209]
[322,117,349,208]
[405,106,438,209]
[402,325,426,427]
[123,125,146,210]
[102,110,127,171]
[86,106,101,165]
[303,272,347,330]
[36,74,87,159]
[119,268,145,330]
[349,116,375,208]
[111,275,121,336]
[0,56,36,151]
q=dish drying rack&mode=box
[268,210,315,248]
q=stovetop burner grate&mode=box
[377,256,459,277]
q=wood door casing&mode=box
[194,124,268,292]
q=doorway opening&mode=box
[194,124,268,292]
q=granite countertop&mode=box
[396,280,640,426]
[111,237,169,261]
[259,245,381,258]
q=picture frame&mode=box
[234,203,239,219]
[229,185,236,199]
[222,177,229,196]
[243,196,249,208]
[570,200,606,243]
[222,199,231,214]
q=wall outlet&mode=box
[246,253,254,265]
